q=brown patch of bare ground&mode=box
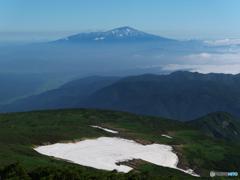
[171,145,189,170]
[131,139,154,145]
[171,145,200,174]
[116,158,147,171]
[58,137,101,143]
[31,142,51,149]
[43,142,51,145]
[52,157,74,163]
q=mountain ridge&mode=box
[187,111,240,145]
[2,71,240,122]
[54,26,177,43]
[74,79,240,121]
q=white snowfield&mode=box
[34,137,199,177]
[91,125,118,134]
[161,134,173,139]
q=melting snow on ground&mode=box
[161,134,173,139]
[91,125,118,134]
[34,136,199,177]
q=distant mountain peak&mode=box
[101,26,145,39]
[55,26,176,43]
[110,26,139,33]
[112,26,134,30]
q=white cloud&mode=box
[183,53,211,61]
[143,52,240,75]
[160,64,240,74]
[228,46,240,53]
[204,39,240,46]
[183,53,240,64]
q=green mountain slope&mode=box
[75,80,240,121]
[2,71,240,122]
[187,111,240,145]
[0,108,240,179]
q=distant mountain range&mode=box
[54,26,177,43]
[75,71,240,121]
[2,71,240,122]
[0,76,121,112]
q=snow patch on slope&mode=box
[95,37,105,40]
[34,137,199,176]
[91,125,118,134]
[161,134,173,139]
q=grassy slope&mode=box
[0,108,240,179]
[187,111,240,145]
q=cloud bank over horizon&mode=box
[160,64,240,75]
[204,39,240,46]
[144,52,240,75]
[183,52,240,64]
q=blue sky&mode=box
[1,0,240,42]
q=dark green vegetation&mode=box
[187,111,240,145]
[0,162,202,180]
[0,108,240,179]
[2,71,240,121]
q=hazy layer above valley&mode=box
[1,26,239,107]
[0,26,237,76]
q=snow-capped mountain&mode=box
[55,26,176,43]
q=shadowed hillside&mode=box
[2,71,240,122]
[187,111,240,145]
